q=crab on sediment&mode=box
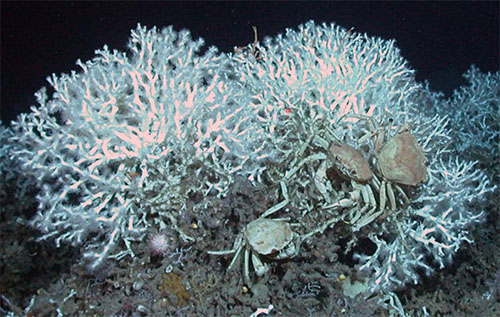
[208,218,299,287]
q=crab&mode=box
[323,142,381,228]
[372,123,428,211]
[318,119,428,230]
[329,141,373,183]
[208,217,299,287]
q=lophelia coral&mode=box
[2,21,496,303]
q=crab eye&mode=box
[345,167,355,175]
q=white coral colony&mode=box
[4,20,496,307]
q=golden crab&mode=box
[322,119,428,230]
[374,124,428,210]
[329,141,373,183]
[322,141,381,229]
[208,217,299,287]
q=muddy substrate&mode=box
[1,180,499,316]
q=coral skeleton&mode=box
[8,24,270,269]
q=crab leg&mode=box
[228,246,243,271]
[394,184,411,206]
[244,249,251,286]
[352,209,384,231]
[379,179,387,211]
[207,249,236,256]
[387,183,396,211]
[227,234,244,270]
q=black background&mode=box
[1,1,498,125]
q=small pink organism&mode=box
[148,232,175,256]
